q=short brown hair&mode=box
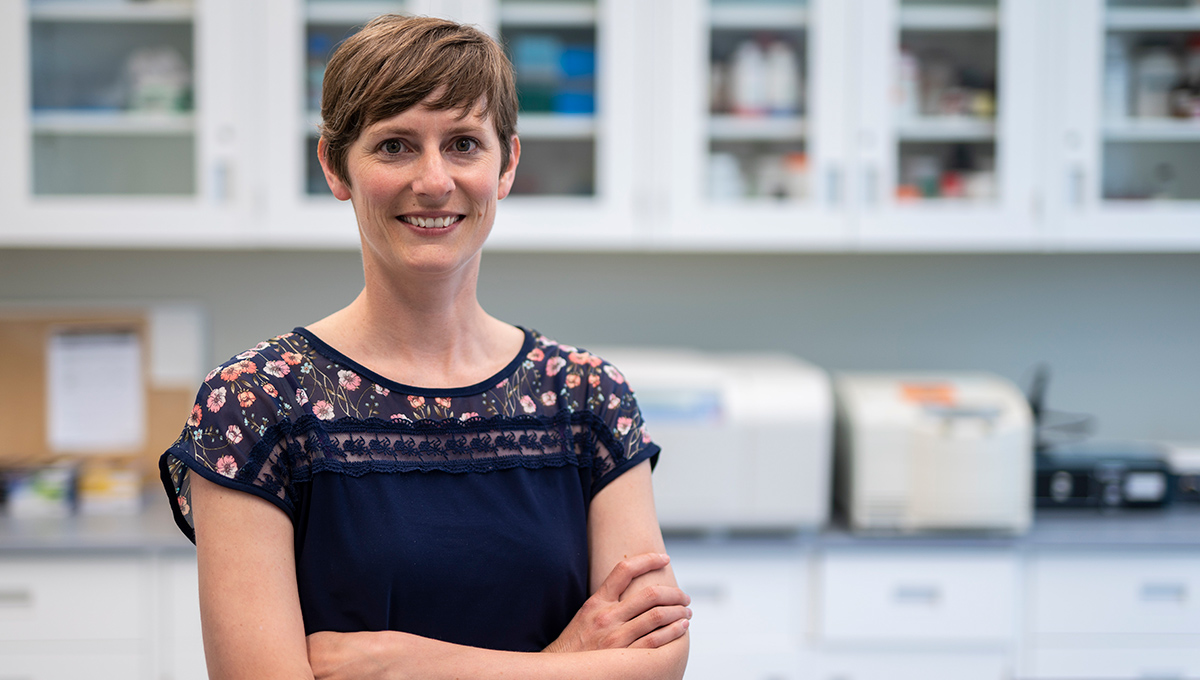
[319,14,518,185]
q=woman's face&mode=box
[321,96,519,281]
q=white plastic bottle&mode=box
[730,39,767,116]
[1134,44,1181,118]
[896,47,920,120]
[764,41,801,116]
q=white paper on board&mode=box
[46,330,146,453]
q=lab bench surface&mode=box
[2,499,1199,554]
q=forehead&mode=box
[364,92,495,135]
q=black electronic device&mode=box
[1036,446,1173,509]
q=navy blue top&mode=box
[160,327,659,651]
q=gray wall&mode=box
[1,248,1196,442]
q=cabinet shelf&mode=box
[499,2,596,28]
[518,113,596,139]
[896,116,995,141]
[32,110,195,135]
[898,6,999,31]
[709,115,806,141]
[709,4,808,30]
[1103,119,1200,142]
[29,0,193,23]
[1106,7,1200,31]
[305,1,399,25]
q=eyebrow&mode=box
[365,122,490,139]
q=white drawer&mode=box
[813,651,1012,680]
[1029,553,1200,635]
[1027,646,1200,680]
[161,557,206,680]
[670,548,808,652]
[683,650,802,680]
[0,651,144,680]
[0,557,149,641]
[819,549,1017,643]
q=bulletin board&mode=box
[0,307,197,482]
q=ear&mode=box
[497,135,521,200]
[317,137,353,201]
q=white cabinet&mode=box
[662,0,853,249]
[670,545,809,680]
[1023,551,1200,680]
[0,556,152,680]
[1040,0,1200,250]
[160,556,206,680]
[0,0,253,247]
[812,651,1012,680]
[850,0,1041,248]
[0,553,203,680]
[819,548,1018,644]
[3,0,1199,250]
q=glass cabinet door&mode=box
[1045,0,1200,248]
[3,0,248,244]
[487,0,641,246]
[665,0,852,247]
[852,0,1039,247]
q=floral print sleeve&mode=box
[160,335,310,539]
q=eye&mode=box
[452,137,479,153]
[380,139,406,155]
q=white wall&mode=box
[1,248,1197,442]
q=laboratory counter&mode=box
[2,494,1198,554]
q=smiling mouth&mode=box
[399,215,464,229]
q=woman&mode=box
[160,13,690,680]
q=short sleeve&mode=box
[159,342,302,543]
[582,356,660,498]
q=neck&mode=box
[307,253,522,388]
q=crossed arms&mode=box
[191,460,691,680]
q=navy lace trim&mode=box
[192,410,629,515]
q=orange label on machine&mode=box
[900,382,958,406]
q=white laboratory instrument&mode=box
[835,373,1034,534]
[598,348,833,531]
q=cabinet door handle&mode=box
[893,584,940,605]
[1140,582,1187,603]
[827,165,842,208]
[1068,165,1085,209]
[684,584,727,604]
[863,166,879,208]
[0,588,33,609]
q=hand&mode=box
[545,553,691,653]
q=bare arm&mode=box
[191,473,314,680]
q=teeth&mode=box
[404,216,458,228]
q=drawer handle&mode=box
[0,589,33,609]
[684,584,727,604]
[1140,583,1187,603]
[893,585,940,605]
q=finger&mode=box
[597,553,671,601]
[622,604,692,646]
[628,616,690,650]
[615,584,691,623]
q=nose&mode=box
[412,150,455,200]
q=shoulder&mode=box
[187,331,317,426]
